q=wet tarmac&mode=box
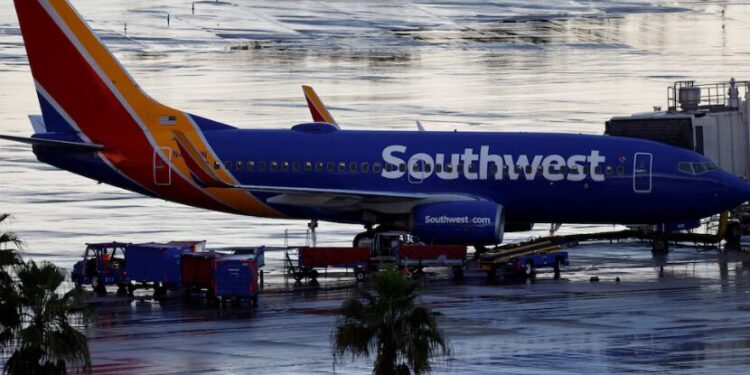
[81,241,750,375]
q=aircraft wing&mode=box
[229,183,478,214]
[0,134,103,151]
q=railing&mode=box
[667,79,750,112]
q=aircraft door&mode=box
[154,147,172,186]
[633,152,652,193]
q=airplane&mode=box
[3,0,750,249]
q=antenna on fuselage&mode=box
[416,120,425,131]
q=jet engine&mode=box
[410,201,504,245]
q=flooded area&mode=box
[3,0,750,373]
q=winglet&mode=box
[302,85,339,129]
[172,130,231,188]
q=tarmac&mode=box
[82,241,750,374]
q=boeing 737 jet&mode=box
[3,0,750,247]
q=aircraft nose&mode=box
[722,172,750,207]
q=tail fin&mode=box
[12,0,279,218]
[302,85,339,128]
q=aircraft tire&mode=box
[651,238,669,254]
[725,222,742,246]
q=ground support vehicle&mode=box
[214,254,262,307]
[479,238,572,278]
[367,232,468,279]
[290,232,468,281]
[124,242,195,296]
[71,242,129,294]
[181,251,223,300]
[289,247,370,282]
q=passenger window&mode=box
[514,166,521,174]
[361,162,369,173]
[258,161,266,171]
[350,162,357,173]
[247,161,255,171]
[224,161,232,170]
[270,161,278,171]
[399,164,406,173]
[282,161,290,171]
[304,161,312,171]
[293,162,300,172]
[524,165,532,174]
[560,166,568,175]
[468,164,476,173]
[605,166,613,176]
[213,161,221,170]
[445,164,453,173]
[425,164,432,173]
[436,164,443,173]
[236,161,243,170]
[316,161,324,171]
[339,162,346,172]
[616,166,624,176]
[412,163,420,172]
[373,163,382,173]
[594,166,601,175]
[327,162,335,172]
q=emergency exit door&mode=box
[633,152,652,193]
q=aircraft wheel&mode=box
[651,238,669,254]
[725,222,742,246]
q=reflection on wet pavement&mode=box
[82,243,750,374]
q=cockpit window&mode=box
[679,161,717,175]
[678,162,693,174]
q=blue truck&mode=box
[479,238,573,278]
[71,242,129,294]
[213,250,263,307]
[123,242,195,296]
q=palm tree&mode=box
[0,213,22,270]
[0,214,91,374]
[332,269,450,375]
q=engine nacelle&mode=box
[410,201,504,245]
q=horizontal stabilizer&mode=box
[0,134,103,151]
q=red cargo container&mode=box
[399,245,466,262]
[299,247,370,268]
[181,252,223,294]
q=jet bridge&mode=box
[605,78,750,244]
[606,78,750,182]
